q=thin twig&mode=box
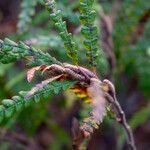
[104,93,136,150]
[0,131,40,150]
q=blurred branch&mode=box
[98,0,123,76]
[130,9,150,44]
[109,0,122,25]
[17,0,38,33]
[100,13,116,73]
[118,103,150,149]
[0,130,40,150]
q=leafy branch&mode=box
[0,80,75,123]
[0,38,61,66]
[79,0,99,69]
[44,0,78,64]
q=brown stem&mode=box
[105,93,136,150]
[130,9,150,44]
[0,131,40,150]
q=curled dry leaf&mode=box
[27,65,46,82]
[102,79,116,99]
[27,64,107,136]
[70,78,107,150]
[25,75,63,99]
[87,78,106,123]
[70,78,107,136]
[80,78,106,135]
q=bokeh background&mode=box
[0,0,150,150]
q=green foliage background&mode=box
[0,0,149,149]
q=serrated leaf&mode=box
[81,26,97,38]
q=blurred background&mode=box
[0,0,150,150]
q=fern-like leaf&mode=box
[0,80,76,123]
[44,0,78,64]
[0,38,61,66]
[79,0,99,68]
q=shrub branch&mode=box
[103,85,136,150]
[0,80,75,123]
[44,0,78,64]
[79,0,99,69]
[0,38,61,66]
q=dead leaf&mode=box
[25,75,63,99]
[87,78,106,123]
[27,65,46,82]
